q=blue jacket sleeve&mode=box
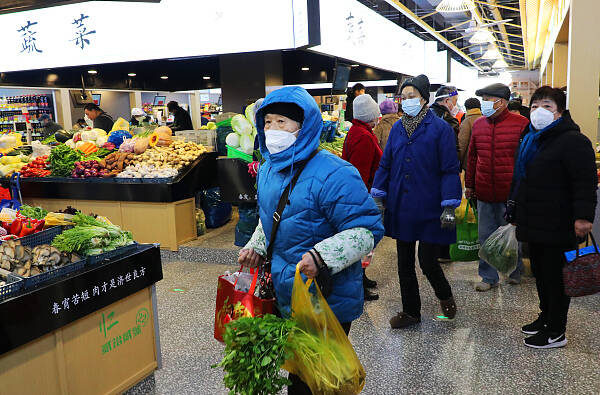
[372,122,396,194]
[437,122,462,203]
[318,164,385,246]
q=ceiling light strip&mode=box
[384,0,482,70]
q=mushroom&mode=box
[48,252,61,266]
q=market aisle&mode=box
[135,237,600,394]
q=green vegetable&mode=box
[18,205,48,220]
[213,313,295,395]
[41,134,57,144]
[49,144,82,177]
[52,212,133,255]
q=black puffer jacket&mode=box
[511,111,597,247]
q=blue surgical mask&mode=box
[402,98,422,117]
[481,99,499,117]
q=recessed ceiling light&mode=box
[203,76,210,80]
[88,70,97,74]
[351,64,359,67]
[301,67,310,71]
[128,73,136,77]
[161,75,168,80]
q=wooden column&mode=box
[566,0,600,143]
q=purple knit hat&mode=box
[379,99,398,115]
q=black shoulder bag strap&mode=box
[265,150,319,265]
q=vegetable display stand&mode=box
[19,152,218,251]
[0,244,163,395]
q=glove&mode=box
[440,206,456,229]
[504,200,516,223]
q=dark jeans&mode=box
[396,240,453,318]
[288,322,352,395]
[529,243,571,333]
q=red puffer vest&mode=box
[465,108,529,202]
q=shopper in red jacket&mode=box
[342,93,382,301]
[465,83,529,291]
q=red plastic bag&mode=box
[213,266,275,342]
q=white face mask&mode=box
[481,100,499,118]
[265,129,298,154]
[84,114,93,127]
[530,107,556,130]
[449,104,459,117]
[401,98,422,117]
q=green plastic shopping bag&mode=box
[450,200,480,262]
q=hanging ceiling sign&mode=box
[0,0,317,72]
[309,0,425,76]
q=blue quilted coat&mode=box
[256,87,384,323]
[372,110,461,245]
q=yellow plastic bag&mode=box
[110,117,130,133]
[283,266,366,394]
[456,198,477,225]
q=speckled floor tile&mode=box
[130,236,600,394]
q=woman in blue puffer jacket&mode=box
[239,86,384,394]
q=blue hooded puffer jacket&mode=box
[256,86,384,323]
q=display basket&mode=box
[226,145,252,162]
[3,225,86,289]
[9,259,86,289]
[0,275,23,302]
[86,242,139,267]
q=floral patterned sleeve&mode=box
[313,227,374,275]
[243,219,267,257]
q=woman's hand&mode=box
[574,219,593,238]
[297,252,319,279]
[238,248,264,268]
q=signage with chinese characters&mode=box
[98,307,148,355]
[310,0,426,76]
[0,0,317,72]
[0,244,162,356]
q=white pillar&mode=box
[190,91,202,130]
[54,88,72,128]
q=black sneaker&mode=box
[363,276,377,289]
[524,331,567,349]
[364,288,379,301]
[521,316,546,335]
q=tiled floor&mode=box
[136,236,600,394]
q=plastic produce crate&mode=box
[226,145,252,162]
[8,225,70,248]
[86,243,139,267]
[0,275,23,302]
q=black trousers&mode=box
[529,243,571,334]
[396,240,453,318]
[288,322,352,395]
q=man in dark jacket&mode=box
[84,103,114,132]
[431,85,460,263]
[39,114,63,138]
[465,83,529,291]
[344,83,365,122]
[457,98,483,171]
[430,85,460,136]
[167,101,193,131]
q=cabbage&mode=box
[225,133,240,148]
[239,134,254,154]
[245,103,256,127]
[231,114,253,136]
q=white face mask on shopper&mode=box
[401,98,422,117]
[530,107,556,131]
[481,100,498,118]
[265,129,298,154]
[449,104,459,117]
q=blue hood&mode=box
[256,86,322,172]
